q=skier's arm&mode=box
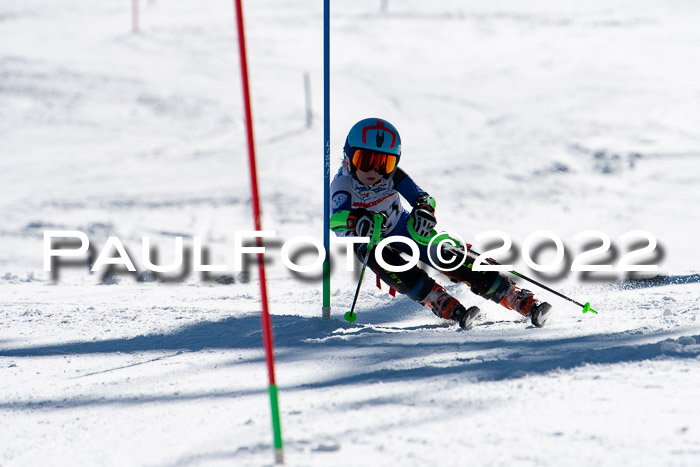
[330,189,353,233]
[329,187,388,237]
[394,168,432,206]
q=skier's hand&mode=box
[413,194,436,214]
[409,208,436,238]
[409,195,437,238]
[348,209,387,238]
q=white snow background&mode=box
[2,0,700,465]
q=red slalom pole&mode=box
[233,1,284,463]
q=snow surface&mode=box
[2,0,700,465]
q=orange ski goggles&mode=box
[351,148,398,175]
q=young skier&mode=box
[330,117,553,329]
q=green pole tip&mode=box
[344,311,357,322]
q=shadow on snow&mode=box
[1,305,698,405]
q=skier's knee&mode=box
[405,274,436,302]
[471,273,510,303]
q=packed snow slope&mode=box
[1,0,700,465]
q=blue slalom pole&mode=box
[322,0,331,319]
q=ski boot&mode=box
[498,284,552,327]
[421,283,481,329]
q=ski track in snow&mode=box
[2,0,700,465]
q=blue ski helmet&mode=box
[344,118,401,178]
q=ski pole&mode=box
[408,224,598,314]
[466,248,598,314]
[344,214,383,322]
[435,238,598,314]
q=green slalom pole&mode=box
[344,215,384,322]
[268,385,283,455]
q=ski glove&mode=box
[409,195,437,238]
[347,209,387,238]
[413,194,436,214]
